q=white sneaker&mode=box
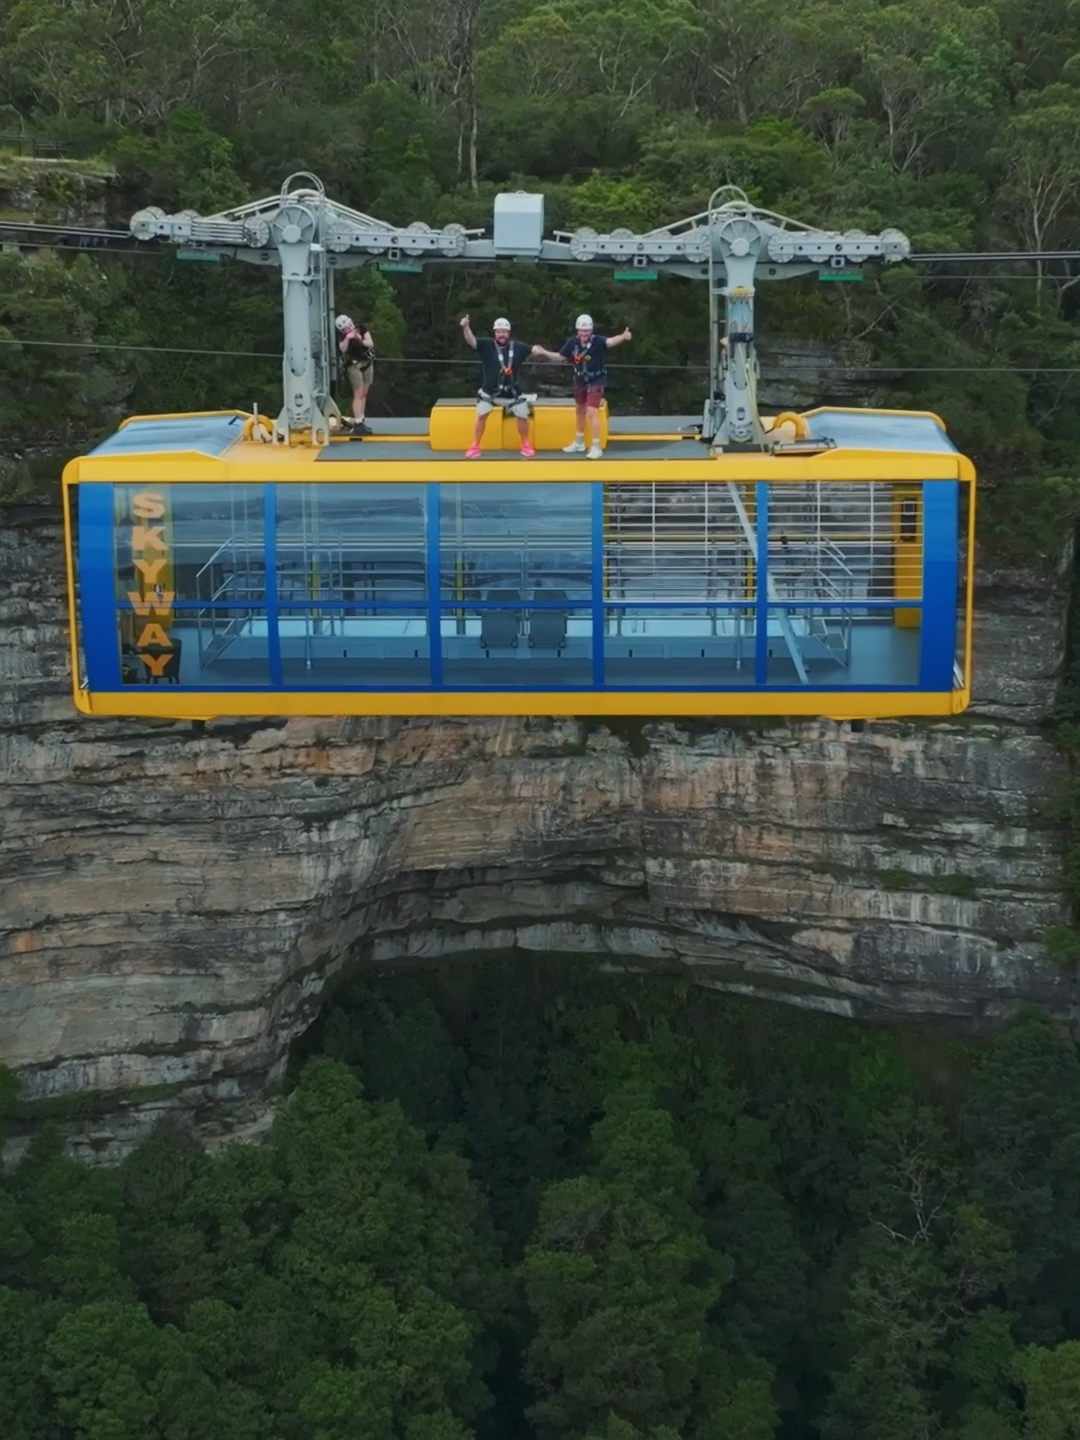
[587,443,603,459]
[563,439,586,453]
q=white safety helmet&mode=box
[335,314,353,333]
[492,317,511,331]
[575,314,594,331]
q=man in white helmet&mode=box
[335,314,376,433]
[459,314,536,458]
[531,314,632,457]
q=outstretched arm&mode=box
[460,314,477,349]
[531,345,566,363]
[605,327,633,349]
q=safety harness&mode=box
[571,336,603,385]
[344,325,375,366]
[492,341,519,397]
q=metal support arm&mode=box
[131,175,910,447]
[726,481,808,683]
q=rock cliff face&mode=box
[0,156,114,229]
[0,504,1075,1158]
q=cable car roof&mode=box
[82,406,963,475]
[86,412,248,458]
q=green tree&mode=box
[999,88,1080,292]
[8,1125,122,1294]
[823,1098,1013,1440]
[0,249,125,438]
[963,1008,1080,1340]
[324,979,466,1137]
[1017,1340,1080,1438]
[117,1121,216,1322]
[43,1298,265,1440]
[522,1089,727,1438]
[270,1058,499,1435]
[0,1287,57,1440]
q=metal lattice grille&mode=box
[604,483,751,601]
[766,482,921,604]
[603,480,922,605]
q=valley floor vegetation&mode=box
[3,963,1080,1440]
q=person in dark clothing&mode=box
[460,314,536,457]
[532,314,632,457]
[336,314,375,433]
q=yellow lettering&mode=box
[127,590,175,617]
[131,525,168,552]
[139,652,171,677]
[131,491,166,520]
[135,623,172,649]
[133,559,167,584]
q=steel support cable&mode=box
[6,220,1080,267]
[3,336,1080,375]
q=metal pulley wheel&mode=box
[569,226,598,261]
[716,217,763,261]
[399,222,433,255]
[439,223,467,258]
[271,203,318,247]
[130,206,165,240]
[244,218,272,248]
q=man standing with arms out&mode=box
[532,315,632,457]
[336,314,375,434]
[460,314,536,457]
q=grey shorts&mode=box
[347,361,374,388]
[477,390,530,419]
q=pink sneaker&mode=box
[520,442,536,458]
[465,445,482,458]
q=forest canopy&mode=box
[3,966,1080,1440]
[3,0,1080,469]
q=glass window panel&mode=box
[276,483,427,604]
[117,607,271,686]
[441,600,593,688]
[113,483,265,605]
[602,606,753,688]
[763,606,920,686]
[278,606,430,686]
[439,483,591,603]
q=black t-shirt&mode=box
[560,333,608,385]
[476,337,531,396]
[343,328,374,365]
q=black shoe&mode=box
[356,421,373,434]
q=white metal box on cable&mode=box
[493,192,545,256]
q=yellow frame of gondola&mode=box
[61,411,977,722]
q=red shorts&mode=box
[574,382,605,407]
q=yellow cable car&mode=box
[62,399,975,721]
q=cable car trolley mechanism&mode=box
[62,173,975,722]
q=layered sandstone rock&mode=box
[0,504,1074,1157]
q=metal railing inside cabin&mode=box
[169,480,924,666]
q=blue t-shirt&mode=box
[560,334,608,385]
